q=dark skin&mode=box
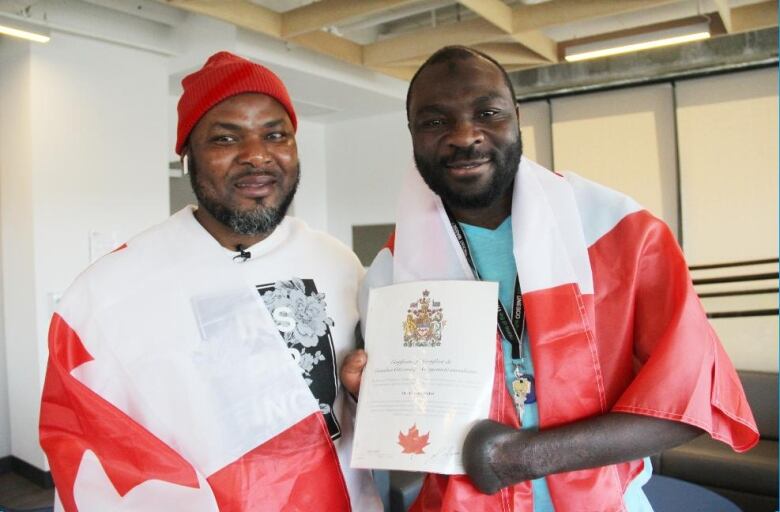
[184,93,299,250]
[342,53,702,495]
[407,58,516,229]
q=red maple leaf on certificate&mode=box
[398,424,430,454]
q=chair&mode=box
[658,370,778,511]
[644,474,741,512]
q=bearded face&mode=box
[414,136,521,210]
[189,152,299,236]
[408,57,522,212]
[185,93,300,237]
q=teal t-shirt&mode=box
[460,217,653,512]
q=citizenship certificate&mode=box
[351,280,497,474]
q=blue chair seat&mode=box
[643,474,741,512]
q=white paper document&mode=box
[351,280,498,474]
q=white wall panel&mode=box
[291,119,328,232]
[325,112,411,247]
[0,39,31,460]
[551,84,679,236]
[0,32,169,469]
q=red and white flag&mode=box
[361,157,759,512]
[40,216,354,512]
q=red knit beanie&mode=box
[175,51,297,155]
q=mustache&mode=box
[440,146,493,165]
[230,167,282,180]
[187,156,283,181]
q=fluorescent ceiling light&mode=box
[0,16,50,43]
[565,23,709,63]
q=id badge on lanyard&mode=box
[445,207,536,418]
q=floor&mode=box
[0,472,54,511]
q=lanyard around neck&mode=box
[444,206,525,360]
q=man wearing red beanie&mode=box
[39,51,382,512]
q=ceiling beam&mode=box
[457,0,560,62]
[162,0,281,37]
[713,0,732,33]
[386,42,548,67]
[369,65,418,81]
[457,0,513,33]
[161,0,746,83]
[282,0,422,38]
[731,1,777,33]
[365,0,685,67]
[363,17,505,65]
[510,30,557,62]
[381,57,433,67]
[472,43,551,65]
[161,0,364,70]
[512,0,683,32]
[288,30,363,67]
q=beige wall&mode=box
[676,68,779,373]
[709,316,779,373]
[676,68,779,265]
[518,100,552,170]
[551,84,680,236]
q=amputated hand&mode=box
[462,419,536,495]
[339,349,367,398]
[464,413,704,496]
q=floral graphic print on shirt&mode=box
[257,278,341,439]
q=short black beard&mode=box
[189,155,299,236]
[414,134,522,210]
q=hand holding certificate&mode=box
[351,280,497,474]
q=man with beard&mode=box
[40,51,381,512]
[340,46,757,511]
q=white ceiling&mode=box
[1,0,775,124]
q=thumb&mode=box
[340,349,367,398]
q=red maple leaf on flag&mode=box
[398,424,430,454]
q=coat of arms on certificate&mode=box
[403,290,446,347]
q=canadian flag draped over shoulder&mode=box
[39,213,352,512]
[360,157,758,512]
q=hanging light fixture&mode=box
[565,21,710,62]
